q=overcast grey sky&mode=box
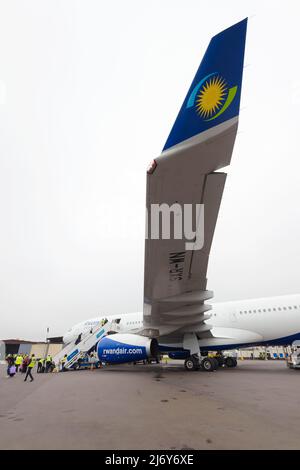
[0,0,299,340]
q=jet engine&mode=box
[97,333,159,364]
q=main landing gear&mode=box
[183,333,218,372]
[182,334,239,372]
[184,356,200,371]
[184,355,217,372]
[224,356,237,368]
[184,354,238,371]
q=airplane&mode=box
[62,18,300,371]
[62,294,300,370]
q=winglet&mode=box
[163,18,248,151]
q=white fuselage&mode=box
[62,294,300,351]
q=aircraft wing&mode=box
[143,19,247,338]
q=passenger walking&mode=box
[75,334,82,345]
[24,354,36,382]
[21,355,29,374]
[8,364,16,377]
[5,355,14,377]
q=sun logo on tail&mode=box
[196,76,227,119]
[186,72,238,121]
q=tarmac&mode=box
[0,360,300,450]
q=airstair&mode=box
[53,320,119,370]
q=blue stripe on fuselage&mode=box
[158,331,300,354]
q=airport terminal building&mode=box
[0,338,63,362]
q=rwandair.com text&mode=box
[103,348,143,355]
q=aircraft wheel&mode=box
[184,357,199,371]
[201,357,216,372]
[212,358,219,369]
[216,356,225,367]
[225,357,237,368]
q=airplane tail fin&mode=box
[163,18,248,151]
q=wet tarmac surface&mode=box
[0,360,300,449]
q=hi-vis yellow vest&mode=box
[28,357,36,368]
[15,355,22,365]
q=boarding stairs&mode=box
[53,320,119,370]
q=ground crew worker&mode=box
[45,355,52,373]
[60,354,67,372]
[15,354,23,372]
[37,357,44,373]
[89,352,97,370]
[24,354,36,382]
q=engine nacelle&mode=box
[97,333,159,364]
